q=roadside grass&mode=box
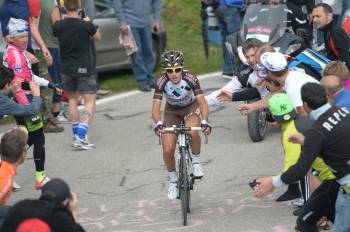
[99,0,223,92]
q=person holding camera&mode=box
[0,65,42,119]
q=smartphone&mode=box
[249,179,259,190]
[21,82,30,90]
[79,8,86,19]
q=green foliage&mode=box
[100,0,223,92]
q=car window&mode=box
[95,0,116,19]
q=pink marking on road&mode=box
[218,207,225,213]
[100,204,108,213]
[273,225,290,232]
[137,199,147,208]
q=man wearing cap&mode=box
[266,93,335,203]
[239,51,319,116]
[254,83,350,232]
[39,178,85,232]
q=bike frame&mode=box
[160,122,205,226]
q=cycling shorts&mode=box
[164,100,200,127]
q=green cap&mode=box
[268,93,297,123]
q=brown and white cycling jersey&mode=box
[153,70,203,108]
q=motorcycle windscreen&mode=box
[241,3,288,45]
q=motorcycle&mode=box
[225,3,308,142]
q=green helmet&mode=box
[268,93,297,123]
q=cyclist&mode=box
[152,50,212,200]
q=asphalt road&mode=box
[6,73,299,232]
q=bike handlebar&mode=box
[158,126,208,145]
[164,126,202,132]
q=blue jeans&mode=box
[333,187,350,232]
[339,0,350,25]
[48,48,62,103]
[130,26,155,86]
[215,5,241,75]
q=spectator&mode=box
[39,178,85,232]
[1,179,85,232]
[323,61,350,91]
[0,64,42,118]
[1,196,84,232]
[319,0,343,23]
[38,0,67,132]
[214,0,242,79]
[238,51,319,116]
[113,0,163,91]
[53,0,101,149]
[205,38,268,107]
[321,75,350,110]
[0,127,28,205]
[16,218,51,232]
[255,83,350,232]
[3,17,61,190]
[266,93,334,204]
[312,3,350,69]
[286,0,315,22]
[0,0,53,70]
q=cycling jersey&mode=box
[3,44,33,105]
[153,70,203,108]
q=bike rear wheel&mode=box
[179,146,190,225]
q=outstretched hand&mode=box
[238,103,255,116]
[254,177,274,198]
[216,90,232,102]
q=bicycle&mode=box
[160,121,208,226]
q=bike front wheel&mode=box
[179,146,190,225]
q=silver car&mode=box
[0,0,167,73]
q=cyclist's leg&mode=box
[163,105,182,173]
[161,133,178,172]
[185,114,201,155]
[184,101,203,177]
[163,106,182,199]
[182,101,201,154]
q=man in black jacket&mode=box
[312,3,350,70]
[254,82,350,232]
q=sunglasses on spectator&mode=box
[256,63,270,81]
[164,67,183,74]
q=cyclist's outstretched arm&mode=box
[196,94,209,121]
[152,99,162,123]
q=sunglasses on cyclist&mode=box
[164,67,183,74]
